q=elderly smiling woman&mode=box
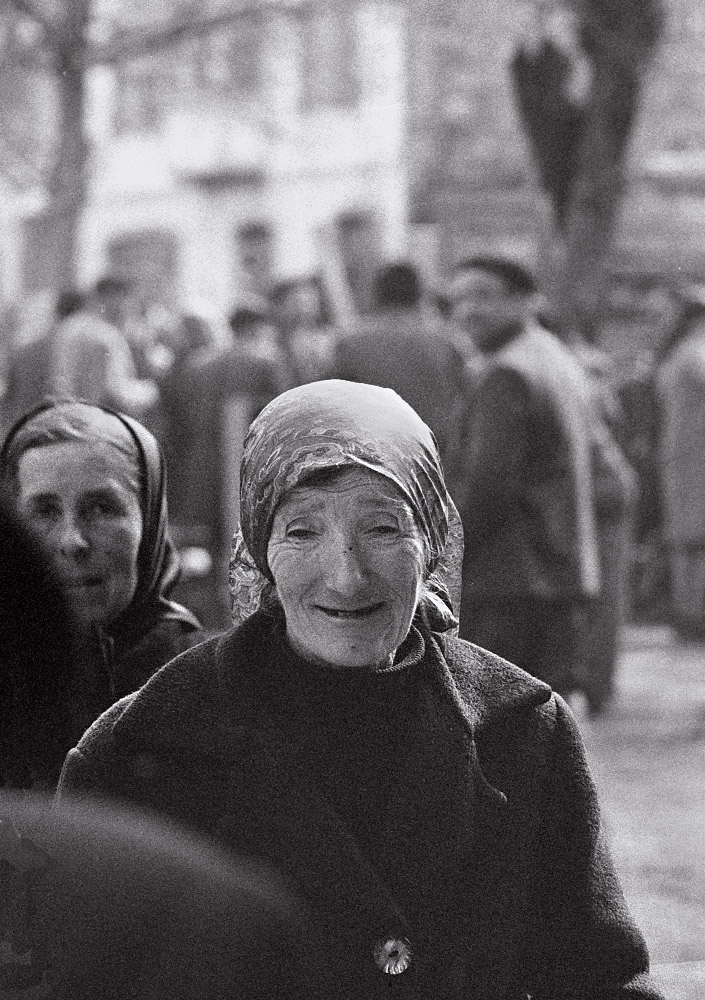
[58,381,663,1000]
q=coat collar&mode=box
[111,615,551,760]
[111,614,552,760]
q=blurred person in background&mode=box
[270,275,337,384]
[450,256,600,699]
[617,346,665,621]
[0,401,203,744]
[540,306,637,716]
[0,496,76,789]
[611,280,675,620]
[155,303,228,528]
[655,280,705,638]
[50,276,159,419]
[228,295,282,363]
[58,379,663,1000]
[2,289,84,432]
[333,261,468,492]
[444,265,487,379]
[159,302,284,625]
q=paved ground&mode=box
[573,625,705,966]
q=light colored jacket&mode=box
[657,322,705,544]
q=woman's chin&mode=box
[287,629,396,671]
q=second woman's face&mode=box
[17,442,143,631]
[267,468,426,669]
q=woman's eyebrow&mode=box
[278,496,326,517]
[83,486,121,501]
[277,488,411,517]
[22,489,58,506]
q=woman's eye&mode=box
[30,501,61,522]
[369,523,399,536]
[286,527,316,539]
[85,498,122,519]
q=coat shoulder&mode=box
[438,634,553,725]
[75,632,224,754]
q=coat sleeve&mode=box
[57,747,106,802]
[526,695,664,1000]
[55,700,134,806]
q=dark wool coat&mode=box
[459,325,600,605]
[333,309,468,473]
[58,614,663,1000]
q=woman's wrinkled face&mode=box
[17,442,143,631]
[267,467,427,669]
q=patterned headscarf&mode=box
[229,380,463,631]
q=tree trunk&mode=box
[558,1,665,338]
[26,0,90,291]
[558,59,640,337]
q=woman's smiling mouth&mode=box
[316,603,384,619]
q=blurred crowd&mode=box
[1,251,697,997]
[2,258,704,688]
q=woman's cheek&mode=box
[268,541,315,593]
[373,536,426,576]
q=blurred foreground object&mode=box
[0,497,75,789]
[0,792,312,999]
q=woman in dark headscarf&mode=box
[58,382,662,1000]
[1,400,202,743]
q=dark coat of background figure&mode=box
[333,262,468,476]
[458,322,601,693]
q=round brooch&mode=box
[373,937,412,975]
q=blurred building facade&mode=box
[3,0,705,309]
[2,0,407,315]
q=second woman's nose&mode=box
[56,514,91,559]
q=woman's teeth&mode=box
[321,605,380,618]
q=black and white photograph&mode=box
[0,1,703,997]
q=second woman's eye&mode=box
[85,499,120,519]
[28,499,61,522]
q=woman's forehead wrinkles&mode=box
[276,481,411,517]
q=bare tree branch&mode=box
[90,2,291,66]
[0,131,46,191]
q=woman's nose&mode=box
[57,515,90,558]
[326,538,367,594]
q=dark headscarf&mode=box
[0,400,200,651]
[229,380,463,631]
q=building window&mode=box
[114,57,164,133]
[300,5,361,110]
[113,10,264,133]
